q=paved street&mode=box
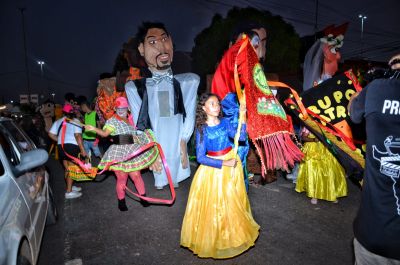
[39,157,361,265]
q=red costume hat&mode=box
[320,22,349,50]
[114,97,129,108]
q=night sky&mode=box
[1,0,399,103]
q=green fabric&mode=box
[103,124,115,134]
[83,111,97,140]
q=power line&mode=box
[0,70,25,77]
[202,0,398,62]
[342,40,400,58]
[30,71,93,90]
[317,1,400,39]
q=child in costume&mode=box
[85,97,160,211]
[180,93,259,259]
[295,127,347,204]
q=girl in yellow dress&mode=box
[180,93,259,259]
[295,127,347,204]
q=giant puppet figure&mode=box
[286,23,365,181]
[212,30,304,179]
[212,22,267,189]
[303,23,349,90]
[126,22,199,190]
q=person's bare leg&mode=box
[63,160,73,193]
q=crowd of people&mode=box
[1,19,399,264]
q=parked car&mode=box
[0,117,57,265]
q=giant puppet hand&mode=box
[347,91,360,113]
[180,139,189,169]
[149,156,163,173]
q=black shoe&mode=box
[139,194,150,207]
[118,199,128,211]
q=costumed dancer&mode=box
[180,93,259,259]
[295,24,349,204]
[85,97,160,211]
[296,127,347,204]
[126,22,199,189]
[48,104,86,199]
[212,33,303,180]
[212,21,267,190]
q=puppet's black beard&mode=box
[156,63,171,70]
[155,53,171,70]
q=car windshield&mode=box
[0,120,36,167]
[1,120,34,153]
[0,129,18,167]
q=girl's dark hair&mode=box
[195,92,221,142]
[80,100,90,109]
[64,112,75,119]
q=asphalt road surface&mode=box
[38,157,361,265]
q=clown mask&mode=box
[116,107,128,118]
[138,28,173,71]
[322,43,341,77]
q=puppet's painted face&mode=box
[138,28,173,71]
[252,28,267,63]
[322,43,341,76]
[39,102,55,118]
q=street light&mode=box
[37,60,45,76]
[51,93,55,101]
[358,14,367,39]
[37,60,46,99]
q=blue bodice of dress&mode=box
[196,118,246,168]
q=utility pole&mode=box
[314,0,319,40]
[19,7,31,100]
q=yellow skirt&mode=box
[296,141,347,202]
[180,151,259,259]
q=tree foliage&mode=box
[192,7,301,79]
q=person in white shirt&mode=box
[49,103,87,199]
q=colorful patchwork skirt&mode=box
[98,130,159,172]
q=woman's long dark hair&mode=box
[195,92,221,142]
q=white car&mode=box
[0,117,57,265]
